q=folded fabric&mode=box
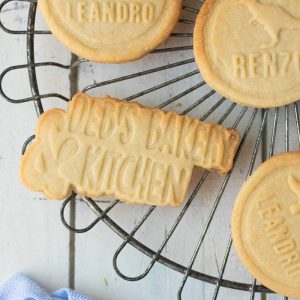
[0,273,93,300]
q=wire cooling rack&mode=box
[0,0,299,299]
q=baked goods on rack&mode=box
[38,0,182,63]
[194,0,300,108]
[232,152,300,298]
[20,93,240,206]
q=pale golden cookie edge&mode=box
[193,0,300,108]
[38,0,182,63]
[231,152,300,298]
[20,108,74,200]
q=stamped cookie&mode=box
[38,0,182,63]
[194,0,300,108]
[232,152,300,297]
[20,93,240,206]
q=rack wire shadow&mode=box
[0,0,296,299]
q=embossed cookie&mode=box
[194,0,300,108]
[20,93,240,206]
[38,0,182,63]
[232,152,300,297]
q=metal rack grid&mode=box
[0,0,298,299]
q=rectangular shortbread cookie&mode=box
[20,93,240,206]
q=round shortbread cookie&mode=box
[232,152,300,297]
[39,0,182,63]
[194,0,300,108]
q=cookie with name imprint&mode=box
[38,0,182,63]
[232,152,300,297]
[194,0,300,108]
[20,93,240,206]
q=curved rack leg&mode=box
[0,62,81,103]
[0,0,50,34]
[113,206,156,281]
[21,135,35,155]
[60,196,119,234]
[26,0,43,116]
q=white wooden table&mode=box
[0,1,295,299]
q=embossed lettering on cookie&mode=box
[38,0,182,63]
[20,93,240,206]
[231,152,300,298]
[194,0,300,108]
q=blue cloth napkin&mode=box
[0,273,93,300]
